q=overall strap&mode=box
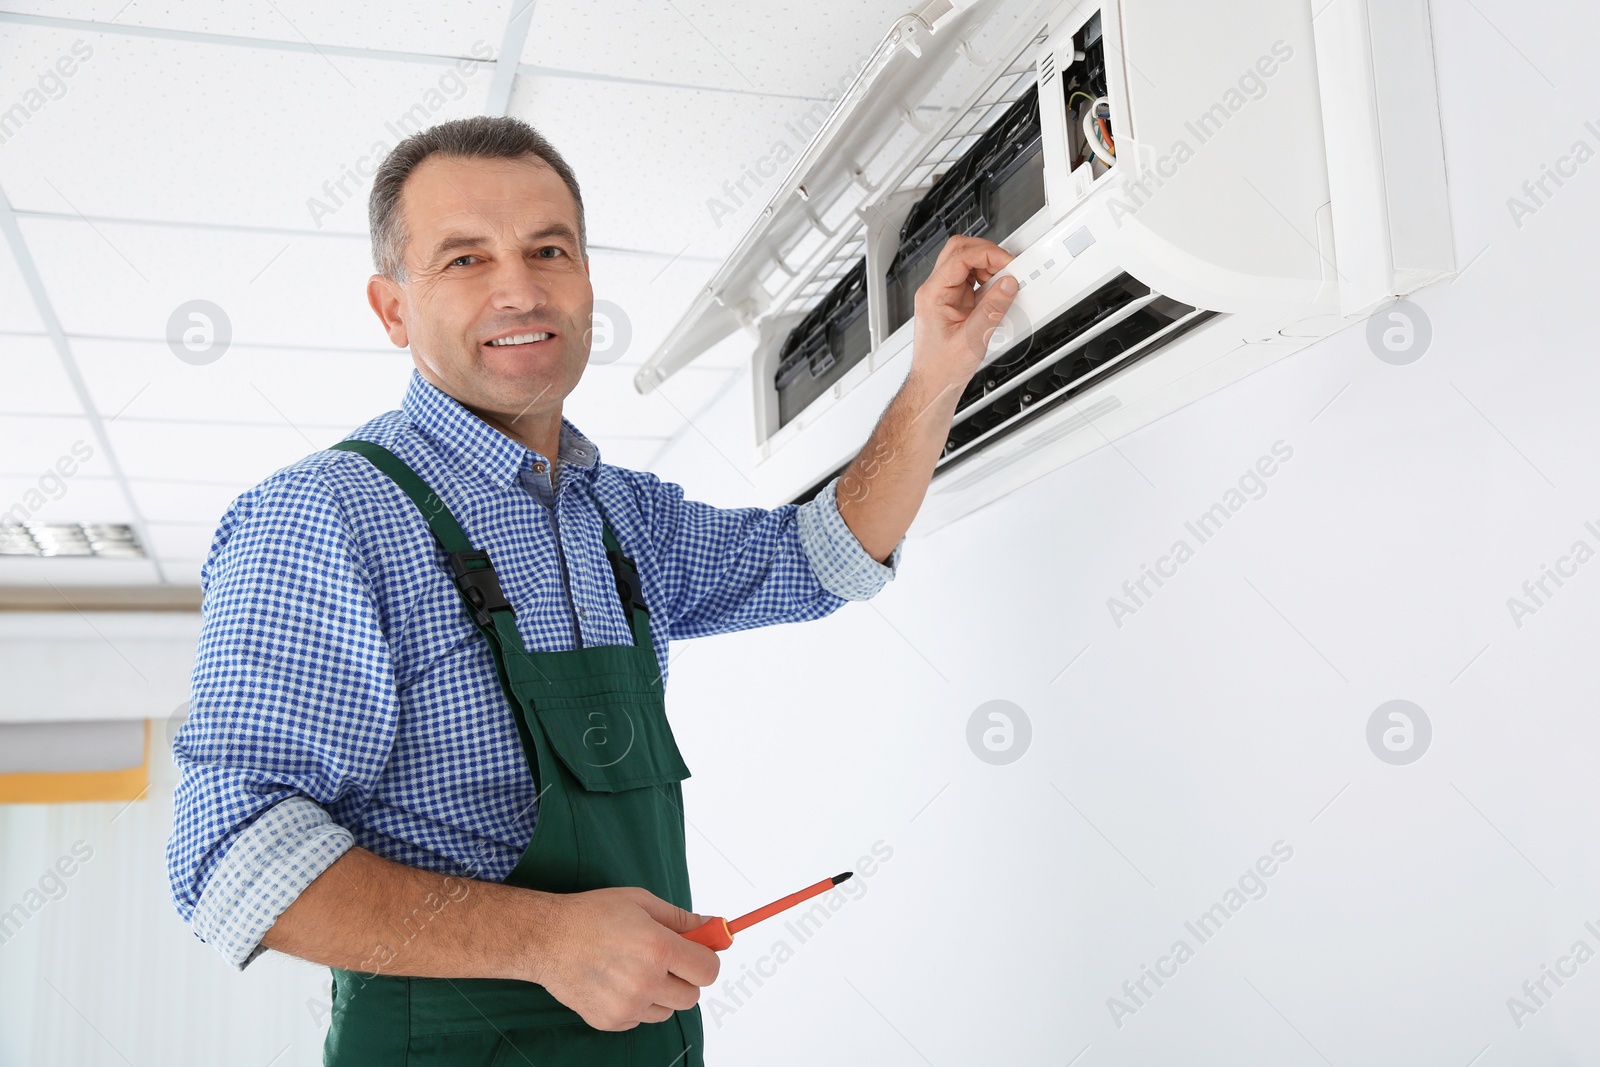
[328,439,541,766]
[602,520,653,650]
[328,440,527,652]
[329,438,654,650]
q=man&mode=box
[166,115,1018,1065]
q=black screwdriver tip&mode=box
[833,871,854,883]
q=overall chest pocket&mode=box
[533,690,691,792]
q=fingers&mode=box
[949,273,1022,367]
[924,235,1016,304]
[630,890,720,987]
[653,972,704,1014]
[634,890,702,934]
[664,932,721,988]
[974,272,1021,322]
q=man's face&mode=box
[368,154,592,429]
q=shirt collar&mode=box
[400,368,601,490]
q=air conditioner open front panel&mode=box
[646,0,1454,537]
[633,0,1059,396]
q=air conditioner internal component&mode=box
[634,0,1455,536]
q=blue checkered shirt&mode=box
[166,368,903,968]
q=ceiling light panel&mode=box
[0,520,144,558]
[0,555,157,586]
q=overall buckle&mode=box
[606,548,649,617]
[448,549,514,628]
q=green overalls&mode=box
[320,440,705,1067]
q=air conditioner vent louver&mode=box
[937,271,1217,474]
[783,272,1216,507]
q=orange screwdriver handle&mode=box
[682,916,733,950]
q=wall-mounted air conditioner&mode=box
[633,0,1455,535]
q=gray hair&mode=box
[368,115,587,284]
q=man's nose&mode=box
[488,255,556,312]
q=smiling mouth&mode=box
[485,332,556,348]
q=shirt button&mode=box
[576,605,586,619]
[533,462,546,473]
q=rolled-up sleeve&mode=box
[795,473,904,600]
[166,466,397,969]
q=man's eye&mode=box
[537,246,563,258]
[450,255,476,267]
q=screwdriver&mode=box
[682,871,855,950]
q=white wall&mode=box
[643,5,1600,1063]
[0,613,199,723]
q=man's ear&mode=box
[367,274,409,349]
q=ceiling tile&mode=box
[108,418,340,485]
[0,249,47,333]
[3,0,512,59]
[0,473,132,524]
[508,73,860,260]
[563,362,733,441]
[0,26,491,233]
[21,216,389,351]
[0,414,97,475]
[70,337,413,429]
[584,249,715,368]
[520,2,906,98]
[0,334,83,414]
[141,521,220,563]
[129,478,253,526]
